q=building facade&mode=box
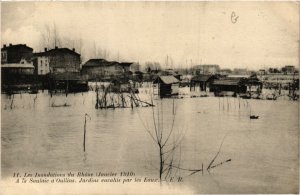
[282,65,296,74]
[32,53,50,75]
[37,47,81,73]
[1,44,35,86]
[1,44,33,64]
[153,76,179,97]
[190,74,219,92]
[81,59,132,80]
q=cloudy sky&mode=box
[1,2,299,69]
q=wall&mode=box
[49,53,80,73]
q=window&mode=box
[1,52,7,61]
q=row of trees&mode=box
[39,23,118,63]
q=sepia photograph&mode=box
[1,1,299,194]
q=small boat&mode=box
[250,115,259,119]
[51,103,71,107]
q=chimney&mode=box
[3,44,6,48]
[44,48,48,52]
[72,48,75,52]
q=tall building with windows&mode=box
[32,52,50,75]
[1,44,34,84]
[1,43,33,64]
[33,47,81,74]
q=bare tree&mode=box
[140,99,187,181]
[140,99,232,182]
[144,62,162,72]
[40,23,83,53]
[41,24,51,49]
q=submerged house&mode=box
[211,76,263,97]
[212,77,247,96]
[1,59,36,93]
[153,75,179,98]
[1,44,36,93]
[190,74,219,92]
[245,76,263,94]
[1,60,35,83]
[49,72,88,93]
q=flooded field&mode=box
[1,90,298,193]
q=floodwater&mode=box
[1,89,299,193]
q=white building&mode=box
[32,53,50,75]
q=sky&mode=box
[1,1,299,70]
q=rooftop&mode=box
[1,44,33,51]
[83,59,133,67]
[153,75,179,84]
[33,47,80,57]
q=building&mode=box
[32,52,50,75]
[193,65,220,75]
[1,59,34,75]
[39,47,81,73]
[1,44,35,88]
[190,74,219,92]
[130,62,141,72]
[212,77,247,96]
[1,59,35,91]
[219,68,232,75]
[153,76,179,98]
[1,44,33,64]
[245,75,263,95]
[119,62,132,72]
[232,68,250,75]
[259,73,297,89]
[257,69,266,76]
[81,59,132,80]
[212,76,262,97]
[49,72,88,93]
[281,65,296,74]
[132,71,144,82]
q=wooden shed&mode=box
[153,76,179,98]
[211,76,263,97]
[190,74,219,92]
[211,77,246,96]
